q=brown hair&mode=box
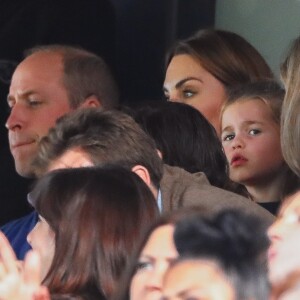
[166,29,273,94]
[33,109,163,190]
[31,165,159,298]
[25,45,119,109]
[280,36,300,178]
[223,80,285,124]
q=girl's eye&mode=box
[249,129,261,135]
[222,133,235,142]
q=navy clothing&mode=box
[1,211,37,260]
[258,201,281,215]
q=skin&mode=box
[221,99,285,202]
[162,260,235,300]
[163,54,227,134]
[130,225,178,300]
[268,191,300,284]
[47,148,94,171]
[0,232,50,300]
[47,147,158,198]
[6,52,72,178]
[26,216,55,281]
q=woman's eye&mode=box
[135,261,152,272]
[249,129,261,135]
[182,90,195,98]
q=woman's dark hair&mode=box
[30,165,159,299]
[112,207,207,300]
[174,209,270,300]
[166,28,273,93]
[131,102,229,189]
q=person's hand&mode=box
[0,231,50,300]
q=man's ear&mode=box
[131,165,151,187]
[80,95,102,108]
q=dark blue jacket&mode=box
[1,211,38,260]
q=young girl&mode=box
[221,80,299,214]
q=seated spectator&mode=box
[34,108,272,220]
[221,80,299,214]
[5,109,274,259]
[113,208,205,300]
[115,209,269,300]
[163,28,273,134]
[129,102,230,189]
[167,209,270,300]
[1,44,119,259]
[0,165,159,299]
[280,35,300,178]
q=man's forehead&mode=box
[48,148,93,172]
[11,51,64,80]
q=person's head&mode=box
[221,80,294,200]
[131,102,229,188]
[162,259,235,300]
[114,208,206,300]
[268,190,300,285]
[33,109,163,195]
[164,28,273,133]
[170,209,270,300]
[6,45,118,178]
[280,36,300,178]
[27,165,159,298]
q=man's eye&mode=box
[28,99,42,107]
[249,129,261,135]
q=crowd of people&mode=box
[0,27,299,300]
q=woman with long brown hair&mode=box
[0,165,159,300]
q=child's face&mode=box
[221,98,283,186]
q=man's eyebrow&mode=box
[7,90,37,103]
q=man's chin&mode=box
[15,159,37,178]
